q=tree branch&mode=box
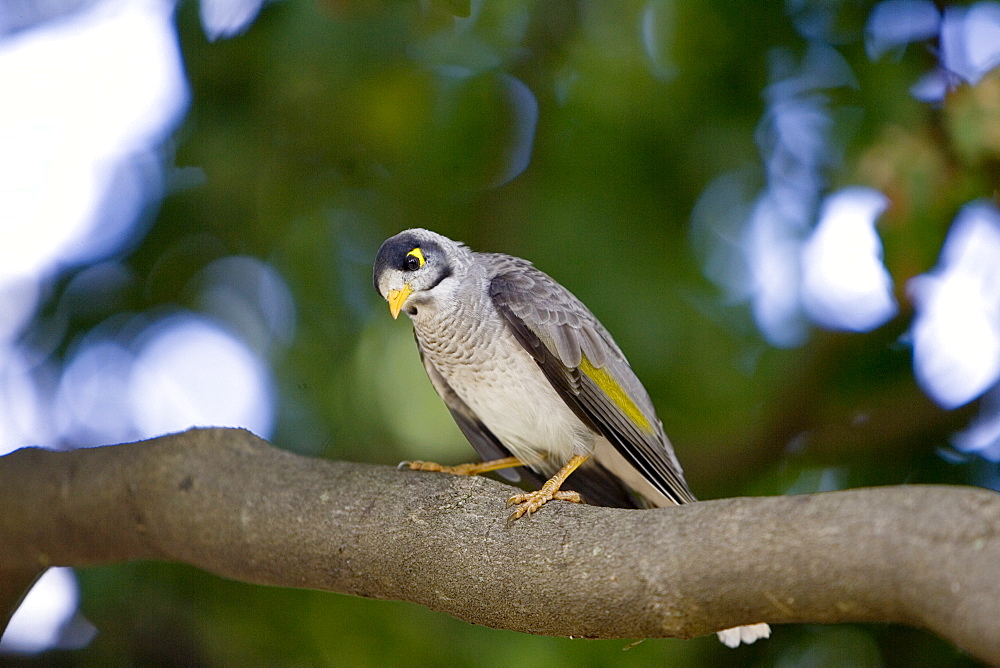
[1,428,998,662]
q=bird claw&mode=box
[399,460,479,475]
[400,459,436,471]
[506,488,582,522]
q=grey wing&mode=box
[484,254,697,505]
[416,321,638,507]
[416,336,525,483]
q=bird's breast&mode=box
[415,317,590,474]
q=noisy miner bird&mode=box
[373,228,770,647]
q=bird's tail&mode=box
[716,623,771,648]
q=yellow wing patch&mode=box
[406,248,426,267]
[578,356,653,433]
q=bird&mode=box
[373,228,770,647]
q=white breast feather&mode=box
[418,319,590,475]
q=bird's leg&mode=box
[400,456,523,476]
[507,454,588,522]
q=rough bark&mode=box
[1,428,997,662]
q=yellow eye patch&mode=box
[406,248,426,268]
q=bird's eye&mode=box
[404,248,425,271]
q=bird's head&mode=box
[373,228,470,319]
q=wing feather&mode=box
[485,254,696,506]
[416,326,641,507]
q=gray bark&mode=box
[1,428,997,662]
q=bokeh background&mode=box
[2,0,999,664]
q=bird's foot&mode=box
[399,456,522,476]
[506,488,582,522]
[399,460,480,475]
[505,454,590,523]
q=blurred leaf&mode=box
[430,0,472,19]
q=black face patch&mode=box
[373,233,446,291]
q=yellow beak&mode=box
[386,285,413,319]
